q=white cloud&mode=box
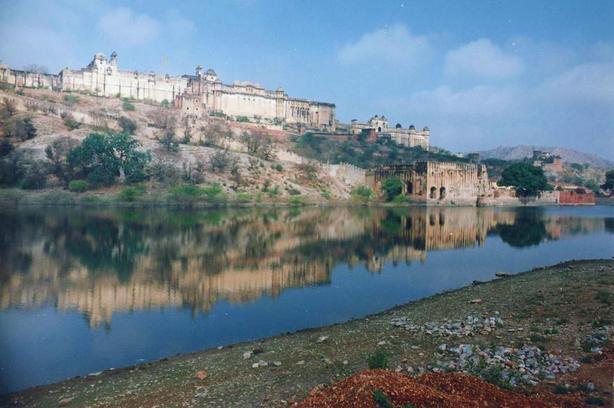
[337,24,431,67]
[404,85,520,118]
[445,39,524,78]
[538,62,614,105]
[97,7,160,46]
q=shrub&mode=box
[158,129,179,152]
[21,162,47,190]
[118,184,146,202]
[268,185,280,197]
[352,185,374,202]
[275,163,283,172]
[68,180,89,193]
[289,195,303,206]
[391,194,409,204]
[372,389,393,408]
[287,187,301,195]
[382,177,403,201]
[236,192,252,202]
[203,183,225,201]
[4,117,37,140]
[63,94,80,105]
[0,139,14,157]
[169,184,204,205]
[367,349,389,369]
[62,113,81,130]
[122,100,135,111]
[118,116,137,134]
[320,189,331,200]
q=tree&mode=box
[499,162,550,197]
[210,149,233,173]
[381,177,403,201]
[68,133,118,186]
[4,117,37,140]
[108,133,150,183]
[118,117,137,134]
[601,170,614,194]
[158,129,179,152]
[45,137,78,185]
[68,133,149,186]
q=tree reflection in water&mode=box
[0,206,610,328]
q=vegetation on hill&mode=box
[292,132,467,168]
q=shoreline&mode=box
[2,258,612,407]
[0,188,607,209]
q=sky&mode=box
[1,0,613,158]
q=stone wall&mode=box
[366,161,490,206]
[323,162,366,186]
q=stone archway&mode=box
[440,187,446,200]
[406,181,413,195]
[430,186,437,199]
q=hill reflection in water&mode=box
[0,206,610,329]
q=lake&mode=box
[0,205,612,393]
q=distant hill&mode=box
[476,146,614,169]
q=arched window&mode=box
[440,187,446,200]
[430,186,437,199]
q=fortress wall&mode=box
[219,92,278,118]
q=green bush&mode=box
[63,115,81,130]
[118,117,137,134]
[367,349,389,369]
[68,180,89,193]
[63,95,80,105]
[382,177,403,201]
[372,389,393,408]
[320,189,331,200]
[236,192,252,202]
[352,185,374,202]
[268,185,280,197]
[203,183,226,202]
[118,184,146,202]
[275,163,283,172]
[289,195,303,206]
[122,100,135,111]
[391,194,409,204]
[169,184,204,204]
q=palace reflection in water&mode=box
[0,207,610,329]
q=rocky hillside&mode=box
[477,145,613,169]
[0,88,357,203]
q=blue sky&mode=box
[1,0,613,158]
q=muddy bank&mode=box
[2,259,612,407]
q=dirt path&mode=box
[2,259,612,407]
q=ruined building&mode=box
[366,161,490,205]
[350,115,430,149]
[0,52,336,129]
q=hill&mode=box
[476,145,613,169]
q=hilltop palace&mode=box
[0,52,336,130]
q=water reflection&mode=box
[0,207,610,329]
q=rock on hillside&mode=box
[476,145,613,169]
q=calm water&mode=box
[0,206,612,393]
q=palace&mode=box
[350,115,429,149]
[0,52,336,130]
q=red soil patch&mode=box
[298,370,585,408]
